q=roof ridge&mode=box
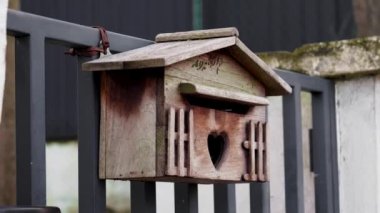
[155,27,239,43]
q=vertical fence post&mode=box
[250,182,270,213]
[175,183,198,213]
[15,35,46,205]
[311,86,336,213]
[214,184,236,213]
[282,85,304,213]
[130,181,156,213]
[77,57,106,213]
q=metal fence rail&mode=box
[7,9,151,212]
[6,9,339,213]
[278,70,339,213]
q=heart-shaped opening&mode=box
[207,131,228,169]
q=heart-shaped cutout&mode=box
[207,131,227,169]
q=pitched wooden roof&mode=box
[83,28,291,95]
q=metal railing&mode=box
[6,9,339,213]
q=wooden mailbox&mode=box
[83,27,291,183]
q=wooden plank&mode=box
[155,71,166,177]
[188,109,194,176]
[166,107,176,176]
[243,120,258,181]
[155,27,239,42]
[263,123,269,181]
[179,82,269,106]
[99,73,107,179]
[82,37,236,71]
[258,122,265,181]
[177,108,186,177]
[102,71,157,179]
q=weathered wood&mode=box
[82,37,236,71]
[82,29,291,96]
[179,82,269,106]
[95,28,284,183]
[264,122,269,181]
[177,108,186,177]
[166,107,176,176]
[258,122,265,181]
[228,38,292,95]
[188,109,194,176]
[165,50,266,105]
[243,120,257,181]
[155,71,166,177]
[99,72,107,179]
[155,27,239,42]
[162,105,267,182]
[100,71,158,179]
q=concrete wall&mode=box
[262,36,380,213]
[335,76,380,213]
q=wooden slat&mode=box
[263,123,269,181]
[243,120,257,181]
[166,107,176,175]
[179,83,269,106]
[188,109,194,176]
[177,109,186,176]
[250,121,258,181]
[258,122,265,181]
[155,27,239,42]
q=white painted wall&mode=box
[335,76,380,213]
[267,96,286,213]
[0,0,7,123]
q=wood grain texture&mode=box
[82,30,291,96]
[179,82,269,106]
[97,36,275,183]
[100,70,158,179]
[257,122,265,181]
[155,70,166,177]
[228,38,292,95]
[243,120,257,181]
[99,73,107,179]
[188,109,195,177]
[164,60,268,182]
[82,37,236,71]
[166,107,176,176]
[165,50,266,107]
[155,27,239,42]
[177,109,186,177]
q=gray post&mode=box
[175,183,198,213]
[131,181,156,213]
[15,35,46,205]
[214,184,236,213]
[282,85,305,213]
[77,57,106,212]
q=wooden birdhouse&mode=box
[82,27,291,183]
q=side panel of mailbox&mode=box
[99,69,162,179]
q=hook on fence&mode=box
[65,26,110,57]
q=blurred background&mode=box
[1,0,379,212]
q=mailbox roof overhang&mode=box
[82,28,291,95]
